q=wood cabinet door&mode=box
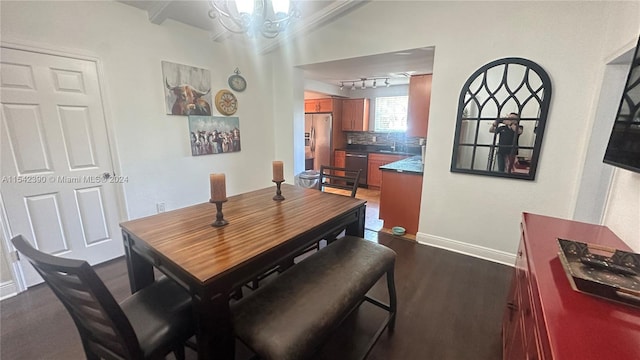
[368,154,407,187]
[342,98,369,131]
[407,74,432,138]
[352,98,369,131]
[341,100,355,130]
[306,99,334,113]
[317,98,333,112]
[304,99,317,113]
[334,150,346,177]
[334,150,345,167]
[367,159,385,187]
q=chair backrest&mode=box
[11,235,143,359]
[317,165,361,198]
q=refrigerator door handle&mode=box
[310,126,316,152]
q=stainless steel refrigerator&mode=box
[304,113,332,171]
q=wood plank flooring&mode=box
[0,231,512,360]
[325,187,383,232]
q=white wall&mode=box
[1,1,279,221]
[603,170,640,252]
[272,1,640,260]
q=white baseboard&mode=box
[416,232,516,267]
[0,280,17,300]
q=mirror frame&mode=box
[450,57,552,180]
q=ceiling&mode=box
[298,47,434,89]
[119,1,433,89]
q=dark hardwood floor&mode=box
[0,231,512,360]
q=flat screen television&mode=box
[603,35,640,173]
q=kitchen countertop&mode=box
[380,156,424,174]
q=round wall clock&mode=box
[215,89,238,116]
[228,69,247,92]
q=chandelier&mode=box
[340,78,391,91]
[208,0,300,39]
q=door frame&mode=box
[0,39,128,294]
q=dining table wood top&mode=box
[120,184,366,285]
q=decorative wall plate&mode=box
[228,68,247,92]
[215,89,238,116]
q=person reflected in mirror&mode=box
[490,112,523,173]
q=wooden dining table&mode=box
[120,184,366,359]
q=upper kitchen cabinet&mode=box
[407,74,432,137]
[342,98,370,131]
[305,98,334,113]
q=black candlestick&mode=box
[272,180,285,201]
[210,199,229,227]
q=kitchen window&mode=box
[374,95,408,132]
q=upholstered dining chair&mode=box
[11,235,195,360]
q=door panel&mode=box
[1,47,123,287]
[59,106,99,168]
[3,104,52,173]
[25,193,68,255]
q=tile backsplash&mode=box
[346,131,423,148]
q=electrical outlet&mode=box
[156,202,166,213]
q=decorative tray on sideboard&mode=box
[557,238,640,308]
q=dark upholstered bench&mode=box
[232,236,397,360]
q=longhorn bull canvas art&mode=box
[162,61,212,116]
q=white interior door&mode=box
[1,47,123,287]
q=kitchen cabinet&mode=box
[341,98,369,131]
[334,150,345,167]
[367,153,407,189]
[379,170,422,234]
[334,150,346,178]
[305,98,333,113]
[407,74,432,138]
[502,213,640,360]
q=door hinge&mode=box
[10,250,19,262]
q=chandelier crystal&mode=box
[208,0,300,39]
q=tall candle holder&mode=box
[272,180,285,201]
[210,199,229,227]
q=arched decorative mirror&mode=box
[450,58,552,180]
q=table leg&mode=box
[194,291,235,360]
[122,230,154,293]
[345,205,366,237]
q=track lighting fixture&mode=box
[337,77,392,90]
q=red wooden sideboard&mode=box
[503,213,640,359]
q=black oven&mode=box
[345,151,368,186]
